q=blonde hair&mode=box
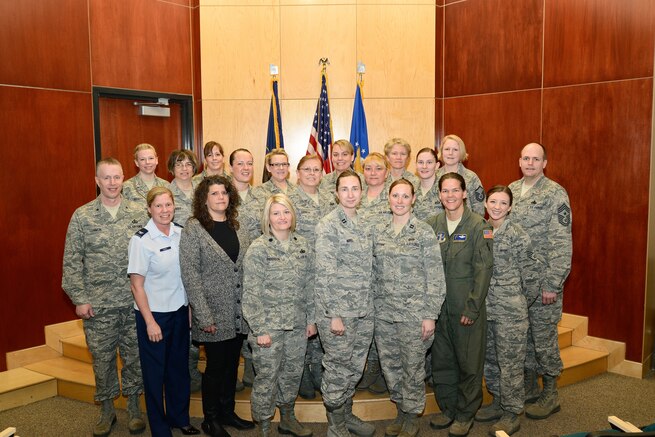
[146,186,174,208]
[133,143,158,159]
[332,139,354,155]
[383,138,411,157]
[265,148,289,165]
[261,193,296,236]
[438,134,468,162]
[363,152,390,171]
[296,154,322,171]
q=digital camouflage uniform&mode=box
[62,196,147,401]
[191,169,226,186]
[242,233,315,421]
[287,186,338,378]
[358,184,392,366]
[319,170,364,192]
[315,207,375,409]
[426,207,493,422]
[413,182,443,222]
[169,179,199,227]
[436,163,485,216]
[121,175,169,207]
[373,216,446,414]
[387,170,420,191]
[508,176,572,379]
[484,219,542,414]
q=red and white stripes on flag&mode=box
[307,72,334,174]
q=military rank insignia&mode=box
[558,203,571,226]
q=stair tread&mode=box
[0,368,55,394]
[561,345,608,368]
[24,357,95,386]
[61,334,87,348]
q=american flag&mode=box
[307,72,334,174]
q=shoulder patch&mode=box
[474,186,485,202]
[557,204,571,226]
[483,229,494,239]
[135,228,148,238]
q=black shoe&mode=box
[174,425,201,435]
[201,420,231,437]
[220,412,255,430]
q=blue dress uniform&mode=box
[128,219,191,437]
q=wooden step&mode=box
[558,326,573,349]
[0,368,57,412]
[558,345,608,386]
[61,334,92,364]
[3,314,611,422]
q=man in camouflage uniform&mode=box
[62,158,147,437]
[508,143,572,420]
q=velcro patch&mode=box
[557,204,571,226]
[474,186,485,202]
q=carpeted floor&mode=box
[2,372,654,436]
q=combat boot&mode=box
[93,399,116,437]
[368,370,388,395]
[489,412,520,436]
[356,359,380,391]
[256,419,271,437]
[326,404,352,437]
[475,397,502,422]
[385,404,405,436]
[429,412,453,430]
[448,418,473,437]
[279,404,313,437]
[524,368,541,404]
[127,395,146,435]
[189,343,202,393]
[243,357,255,387]
[344,397,375,437]
[525,376,560,420]
[310,362,323,392]
[398,413,419,437]
[298,364,317,399]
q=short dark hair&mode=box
[438,172,466,191]
[389,178,415,197]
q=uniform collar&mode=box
[145,218,178,239]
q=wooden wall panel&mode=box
[98,98,182,181]
[201,5,280,100]
[443,90,542,189]
[435,4,444,99]
[0,0,90,91]
[281,5,356,100]
[0,87,95,370]
[543,79,653,361]
[90,0,192,94]
[357,4,435,99]
[444,0,542,97]
[544,0,655,87]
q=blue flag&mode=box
[349,81,369,173]
[264,78,284,182]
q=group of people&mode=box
[62,136,572,437]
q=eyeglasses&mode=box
[269,163,290,168]
[300,168,322,174]
[175,162,194,168]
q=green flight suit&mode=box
[426,207,493,422]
